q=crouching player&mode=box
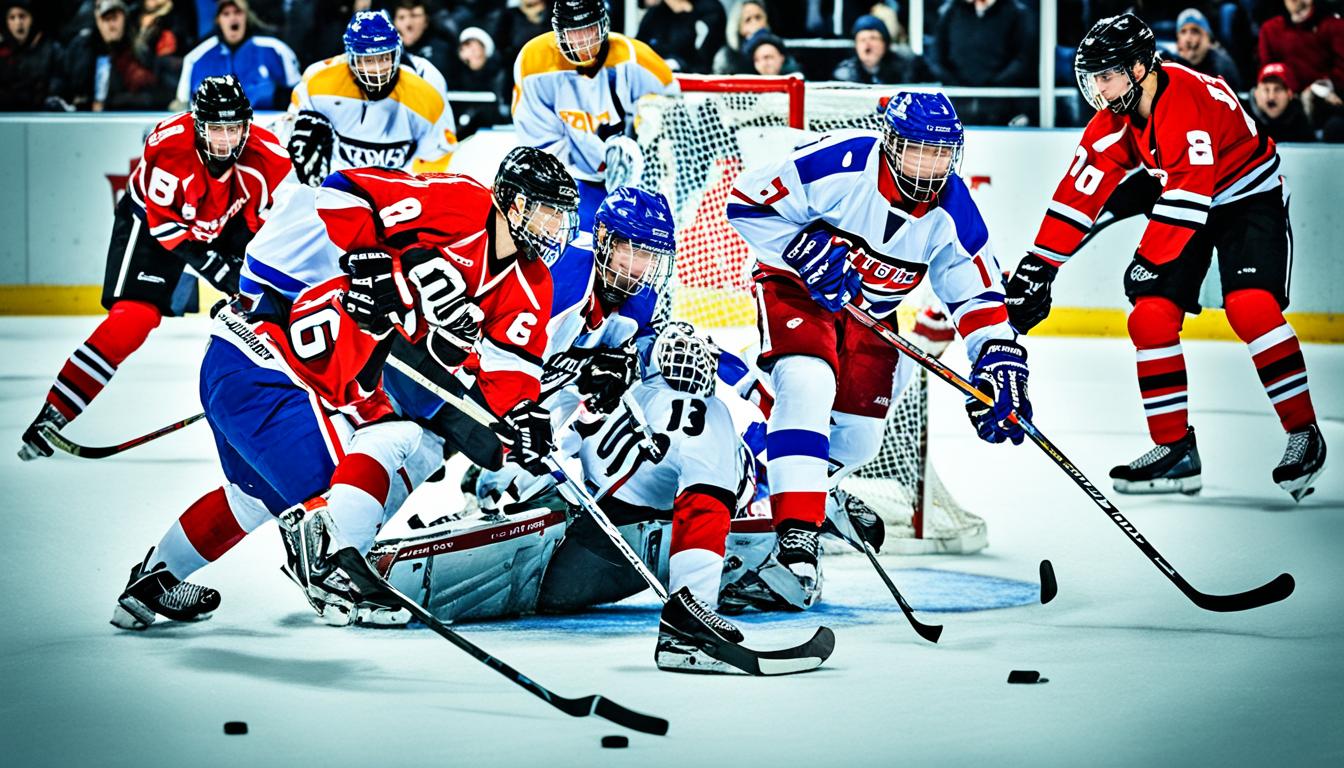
[722,91,1034,611]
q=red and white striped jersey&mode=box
[1033,63,1280,267]
[314,168,553,417]
[127,112,292,253]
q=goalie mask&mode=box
[552,0,609,65]
[344,10,402,97]
[1075,14,1158,116]
[592,186,675,307]
[192,75,252,174]
[652,322,718,398]
[492,147,580,264]
[881,91,963,203]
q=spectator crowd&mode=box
[0,0,1340,140]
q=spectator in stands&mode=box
[394,0,453,81]
[0,0,63,110]
[175,0,300,109]
[933,0,1037,125]
[636,0,727,74]
[714,0,770,75]
[745,28,798,76]
[453,25,502,139]
[1251,61,1317,141]
[1258,0,1344,141]
[62,0,173,110]
[832,13,931,85]
[135,0,191,93]
[1174,8,1242,90]
[495,0,548,106]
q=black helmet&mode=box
[552,0,609,64]
[192,75,253,170]
[493,147,579,264]
[1075,13,1157,115]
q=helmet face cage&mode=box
[882,130,963,203]
[196,120,250,164]
[594,225,673,302]
[345,11,403,93]
[191,75,252,166]
[507,193,579,265]
[1076,60,1146,114]
[553,15,609,64]
[348,46,402,92]
[652,321,718,398]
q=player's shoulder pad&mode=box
[143,112,195,155]
[790,129,880,186]
[244,123,290,162]
[935,173,989,256]
[613,33,675,86]
[389,66,446,124]
[303,56,364,101]
[515,32,570,79]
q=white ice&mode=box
[1,317,1340,767]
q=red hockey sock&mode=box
[44,300,161,422]
[1225,289,1316,432]
[178,487,248,563]
[1128,297,1189,445]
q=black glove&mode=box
[499,399,552,474]
[194,249,242,294]
[288,110,335,187]
[965,340,1031,445]
[340,250,404,335]
[1122,254,1166,301]
[1004,252,1059,333]
[576,345,638,415]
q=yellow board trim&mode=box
[0,285,225,316]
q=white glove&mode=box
[602,135,644,190]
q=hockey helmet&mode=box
[592,187,675,306]
[493,147,580,264]
[1075,14,1158,115]
[651,321,718,399]
[552,0,609,65]
[881,91,963,203]
[191,75,252,171]
[344,10,402,96]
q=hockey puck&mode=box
[1007,670,1048,684]
[1039,559,1058,604]
[600,735,628,749]
[223,721,248,735]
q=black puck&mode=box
[600,735,628,748]
[223,721,248,735]
[1039,559,1058,604]
[1007,670,1048,684]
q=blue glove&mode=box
[781,226,862,312]
[965,340,1031,445]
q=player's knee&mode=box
[347,419,426,475]
[1127,297,1183,348]
[223,484,276,532]
[770,355,837,405]
[1223,288,1284,343]
[97,300,163,360]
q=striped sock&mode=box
[765,356,836,529]
[1129,297,1189,445]
[1226,289,1316,432]
[150,486,272,580]
[43,301,161,422]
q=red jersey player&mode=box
[1005,14,1326,500]
[18,75,292,461]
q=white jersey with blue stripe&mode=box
[726,129,1014,360]
[238,184,344,304]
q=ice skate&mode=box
[1273,424,1326,502]
[1109,427,1202,495]
[17,403,67,461]
[110,550,220,630]
[655,587,746,674]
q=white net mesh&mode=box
[635,78,984,553]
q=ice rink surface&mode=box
[1,317,1340,767]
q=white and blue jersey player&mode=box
[721,91,1034,611]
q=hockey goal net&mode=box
[634,76,986,554]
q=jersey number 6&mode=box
[290,307,341,361]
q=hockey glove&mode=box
[602,135,644,191]
[195,249,242,295]
[1004,252,1059,333]
[1122,254,1166,302]
[288,110,335,188]
[499,399,552,474]
[576,344,638,415]
[965,340,1031,445]
[781,226,862,313]
[340,250,405,335]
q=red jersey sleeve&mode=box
[1031,111,1141,266]
[130,114,198,253]
[472,258,552,417]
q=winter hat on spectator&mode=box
[4,0,33,13]
[852,14,890,43]
[459,26,495,59]
[744,29,786,60]
[1176,8,1212,38]
[216,0,248,16]
[1258,62,1296,92]
[96,0,127,15]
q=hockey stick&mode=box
[844,304,1295,613]
[821,512,943,643]
[40,412,206,460]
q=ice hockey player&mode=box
[17,76,291,462]
[287,10,457,187]
[109,148,579,630]
[1004,14,1326,501]
[722,91,1032,611]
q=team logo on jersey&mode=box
[558,110,617,135]
[846,247,927,301]
[337,135,417,170]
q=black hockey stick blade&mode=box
[330,548,669,735]
[821,515,942,643]
[40,412,205,459]
[703,626,836,676]
[1184,572,1295,613]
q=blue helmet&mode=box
[592,187,675,305]
[881,91,964,202]
[344,11,402,95]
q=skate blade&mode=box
[1112,476,1202,495]
[110,601,154,631]
[353,605,412,627]
[1279,466,1324,502]
[16,442,48,462]
[655,644,740,675]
